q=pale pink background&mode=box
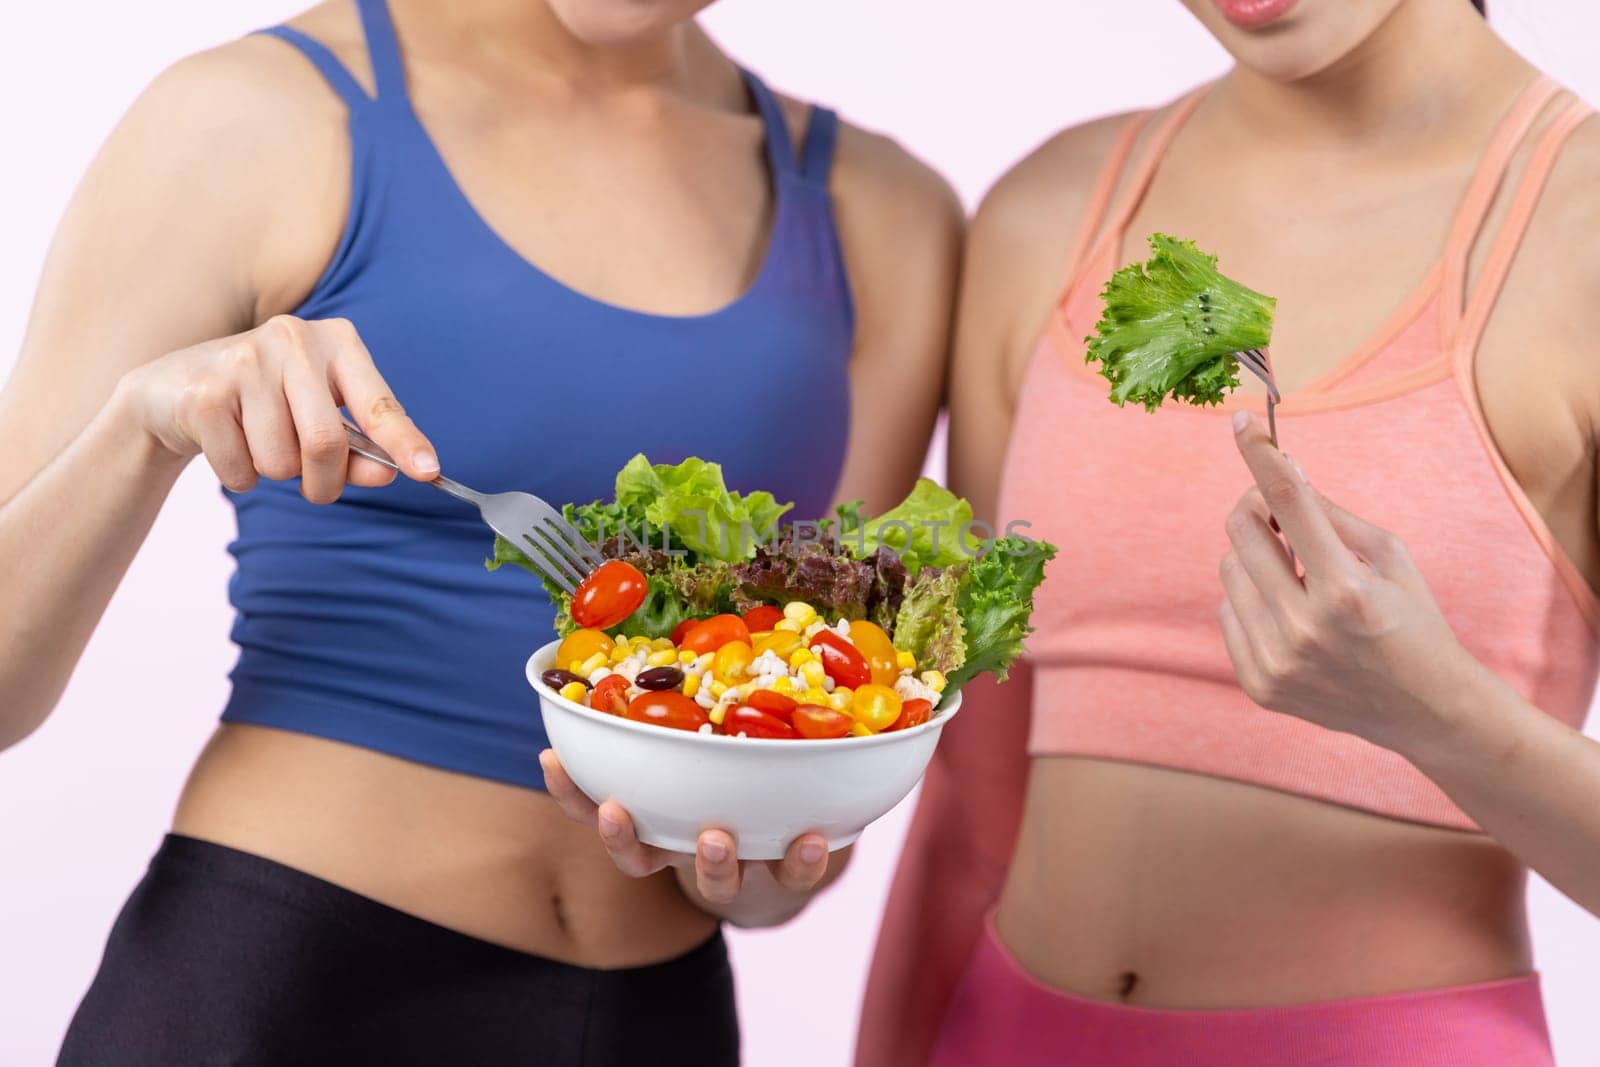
[3,3,1599,1065]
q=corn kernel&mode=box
[683,673,701,698]
[568,659,585,673]
[783,601,817,627]
[727,683,750,703]
[710,680,729,698]
[828,690,853,712]
[579,652,608,676]
[849,721,876,737]
[709,703,728,726]
[679,650,698,665]
[774,619,801,633]
[608,644,631,664]
[695,653,715,672]
[771,676,797,695]
[646,649,677,667]
[558,681,588,703]
[788,647,815,667]
[651,637,675,652]
[921,670,948,693]
[799,661,826,688]
[896,650,916,671]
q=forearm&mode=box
[1402,657,1600,917]
[675,845,852,928]
[0,379,186,746]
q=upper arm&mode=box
[0,34,348,504]
[826,122,964,513]
[947,115,1132,522]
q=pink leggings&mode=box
[929,920,1553,1066]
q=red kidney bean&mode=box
[636,666,685,691]
[541,669,589,691]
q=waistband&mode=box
[929,915,1552,1067]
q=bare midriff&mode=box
[994,757,1529,1008]
[173,723,716,968]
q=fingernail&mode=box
[800,841,825,865]
[1232,410,1249,432]
[598,813,620,838]
[702,839,728,863]
[412,449,439,475]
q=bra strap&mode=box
[252,26,372,110]
[798,107,840,186]
[1455,96,1594,356]
[356,0,410,105]
[1439,75,1561,317]
[1098,85,1211,240]
[739,68,798,177]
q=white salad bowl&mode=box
[527,639,962,860]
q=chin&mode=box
[1179,0,1409,82]
[545,0,716,47]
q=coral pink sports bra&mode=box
[1000,76,1599,829]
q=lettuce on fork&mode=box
[1085,233,1275,412]
[489,456,1057,698]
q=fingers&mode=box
[325,320,438,482]
[1218,549,1279,651]
[770,833,829,893]
[1217,599,1269,704]
[1312,491,1408,572]
[694,829,743,905]
[1231,411,1354,579]
[596,801,671,879]
[188,391,257,493]
[1223,489,1302,611]
[538,750,597,824]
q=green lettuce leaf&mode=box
[614,454,792,562]
[840,478,975,574]
[1084,233,1275,412]
[945,536,1057,693]
[891,565,968,675]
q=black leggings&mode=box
[59,835,740,1066]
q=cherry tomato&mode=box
[681,614,752,655]
[753,630,803,660]
[723,705,798,740]
[852,682,903,731]
[713,641,755,684]
[793,704,852,739]
[745,688,798,723]
[887,697,932,732]
[571,560,648,630]
[670,618,700,645]
[589,675,630,716]
[809,631,872,689]
[741,605,785,632]
[848,620,901,687]
[556,628,613,670]
[625,691,709,732]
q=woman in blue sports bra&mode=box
[2,1,959,1062]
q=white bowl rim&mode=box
[528,639,962,751]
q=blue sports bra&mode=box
[223,0,853,789]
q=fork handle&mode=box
[342,421,484,506]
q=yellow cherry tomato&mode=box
[713,640,756,684]
[848,620,901,687]
[556,628,613,669]
[753,630,804,660]
[852,682,903,732]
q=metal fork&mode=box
[1234,347,1297,571]
[342,421,604,594]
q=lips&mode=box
[1211,0,1300,30]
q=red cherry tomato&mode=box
[744,688,798,723]
[680,614,752,655]
[888,697,933,732]
[625,691,709,733]
[670,618,699,645]
[723,705,798,740]
[571,561,648,630]
[741,605,785,633]
[809,631,872,689]
[589,675,630,715]
[793,704,852,740]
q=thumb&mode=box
[1312,489,1405,569]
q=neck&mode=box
[393,0,713,92]
[1216,0,1528,152]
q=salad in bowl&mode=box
[491,456,1054,857]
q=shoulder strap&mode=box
[1098,85,1210,240]
[1439,75,1561,311]
[355,0,409,105]
[798,106,839,186]
[739,68,798,176]
[253,26,372,110]
[1455,95,1594,354]
[1059,110,1153,288]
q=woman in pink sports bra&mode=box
[861,0,1600,1064]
